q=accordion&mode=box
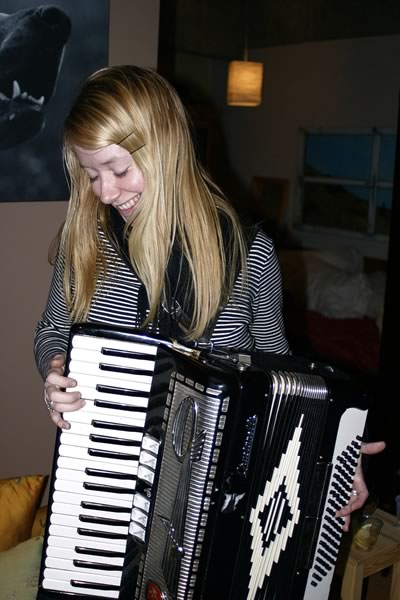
[37,323,368,600]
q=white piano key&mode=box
[71,334,158,356]
[48,524,125,548]
[69,361,153,386]
[55,467,136,490]
[46,546,124,566]
[67,405,146,426]
[131,507,148,528]
[54,478,135,501]
[43,566,121,585]
[42,577,119,598]
[47,533,126,553]
[70,347,155,372]
[52,490,132,509]
[58,442,139,468]
[67,420,144,441]
[67,399,147,422]
[133,492,150,513]
[68,372,151,394]
[68,385,149,407]
[137,465,155,484]
[139,450,158,470]
[50,514,129,536]
[60,432,141,456]
[57,456,137,478]
[52,501,130,523]
[45,556,123,577]
[128,521,146,541]
[142,435,161,454]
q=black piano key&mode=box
[73,559,123,571]
[94,399,147,412]
[89,434,141,447]
[75,546,126,559]
[85,467,136,480]
[71,579,120,591]
[96,384,149,398]
[81,501,131,514]
[79,514,130,527]
[92,419,144,433]
[88,448,139,461]
[101,347,154,361]
[77,527,128,540]
[100,363,151,377]
[83,482,135,494]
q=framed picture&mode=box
[0,0,109,202]
[249,176,290,235]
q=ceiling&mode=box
[159,0,400,60]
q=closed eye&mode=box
[115,169,129,178]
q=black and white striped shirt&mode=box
[34,229,289,378]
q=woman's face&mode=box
[74,144,144,220]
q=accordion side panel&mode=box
[226,373,331,600]
[302,406,368,600]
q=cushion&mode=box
[0,474,47,551]
[0,535,43,599]
[31,505,48,538]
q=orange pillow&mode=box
[31,504,48,538]
[0,474,48,551]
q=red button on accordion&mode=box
[36,323,368,600]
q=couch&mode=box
[0,474,48,599]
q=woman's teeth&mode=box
[117,194,141,210]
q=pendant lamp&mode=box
[226,3,263,107]
[227,60,263,106]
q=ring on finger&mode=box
[44,391,56,412]
[350,490,359,497]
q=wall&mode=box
[0,0,160,481]
[220,35,400,259]
[174,34,400,259]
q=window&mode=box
[298,128,395,237]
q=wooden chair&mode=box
[337,508,400,599]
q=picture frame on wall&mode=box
[0,0,109,202]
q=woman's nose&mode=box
[99,175,120,204]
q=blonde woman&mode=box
[34,65,382,526]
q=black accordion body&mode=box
[37,324,368,600]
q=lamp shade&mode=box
[227,60,263,107]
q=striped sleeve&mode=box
[248,233,290,353]
[33,253,72,379]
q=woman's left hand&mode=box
[337,441,386,531]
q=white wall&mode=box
[0,0,160,481]
[175,34,400,260]
[219,35,400,259]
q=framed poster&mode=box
[0,0,109,201]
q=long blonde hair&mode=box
[60,65,247,340]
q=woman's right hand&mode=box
[44,353,85,429]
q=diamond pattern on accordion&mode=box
[308,435,363,587]
[247,416,303,598]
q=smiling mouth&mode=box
[115,194,142,211]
